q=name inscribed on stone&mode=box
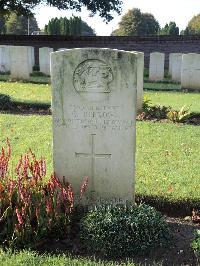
[55,104,134,131]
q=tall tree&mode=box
[0,16,6,34]
[45,17,95,36]
[181,14,200,35]
[111,8,160,36]
[0,0,122,22]
[160,22,179,35]
[6,13,39,34]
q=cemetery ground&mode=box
[0,79,199,265]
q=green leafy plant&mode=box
[167,105,191,122]
[0,93,14,110]
[191,230,200,260]
[139,98,171,120]
[0,139,88,248]
[142,96,152,112]
[80,204,170,258]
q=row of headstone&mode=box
[0,45,53,79]
[149,52,200,90]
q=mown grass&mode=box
[0,114,199,202]
[144,91,200,113]
[144,82,181,91]
[0,249,139,266]
[0,81,200,113]
[0,82,51,104]
[136,121,200,202]
[0,74,50,84]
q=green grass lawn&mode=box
[0,249,139,266]
[144,91,200,113]
[144,82,181,91]
[0,82,51,104]
[0,114,199,203]
[0,74,50,84]
[0,81,200,113]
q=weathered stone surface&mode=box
[168,53,173,76]
[181,53,200,91]
[170,53,183,82]
[51,48,143,205]
[39,47,53,75]
[149,52,165,81]
[0,45,10,72]
[133,51,144,112]
[29,46,35,68]
[10,46,31,79]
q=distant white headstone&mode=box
[168,53,173,76]
[170,53,183,82]
[132,51,144,112]
[10,46,31,80]
[51,48,143,205]
[149,52,165,81]
[0,45,10,72]
[29,46,35,68]
[39,47,53,75]
[181,53,200,91]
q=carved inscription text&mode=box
[55,104,134,131]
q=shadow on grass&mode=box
[136,194,200,217]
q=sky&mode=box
[35,0,200,35]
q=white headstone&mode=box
[181,53,200,91]
[0,45,10,72]
[170,53,183,82]
[149,52,165,81]
[39,47,53,75]
[168,53,173,76]
[29,46,35,68]
[51,48,143,205]
[134,51,144,112]
[10,46,31,80]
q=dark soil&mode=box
[136,113,200,126]
[36,217,200,266]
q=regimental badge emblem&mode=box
[73,59,114,93]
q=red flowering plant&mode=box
[0,139,88,248]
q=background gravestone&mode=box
[51,48,143,205]
[149,52,165,81]
[10,46,31,80]
[0,45,10,73]
[39,47,53,75]
[181,53,200,91]
[133,51,144,112]
[170,53,183,82]
[28,46,35,69]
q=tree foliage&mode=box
[0,16,6,34]
[160,22,179,35]
[0,0,122,22]
[181,14,200,35]
[44,16,95,36]
[112,8,160,36]
[6,13,39,34]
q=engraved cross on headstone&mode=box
[75,134,111,192]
